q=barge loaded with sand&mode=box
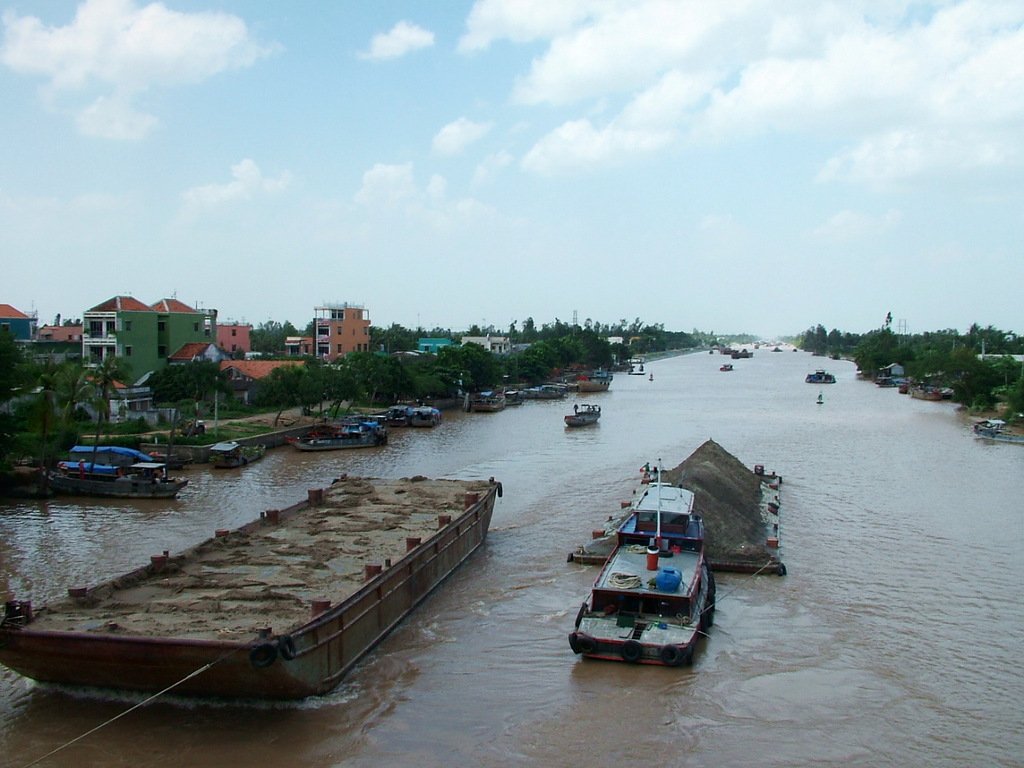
[571,440,786,576]
[0,475,502,700]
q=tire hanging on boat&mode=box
[249,641,278,669]
[659,644,685,666]
[277,635,297,661]
[621,640,643,663]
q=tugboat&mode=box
[569,468,714,666]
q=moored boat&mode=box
[467,391,506,412]
[49,460,187,499]
[0,476,502,700]
[720,364,733,372]
[575,370,613,392]
[521,384,568,400]
[209,441,267,468]
[910,386,943,401]
[973,419,1024,444]
[287,420,387,451]
[564,403,601,427]
[384,405,414,426]
[569,475,714,666]
[408,406,442,427]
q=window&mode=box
[337,344,343,353]
[158,345,167,357]
[194,322,199,332]
[89,321,103,336]
[124,320,132,331]
[0,323,8,333]
[125,346,132,356]
[231,328,237,336]
[158,321,166,331]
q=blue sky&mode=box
[2,0,1022,338]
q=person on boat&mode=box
[574,404,579,414]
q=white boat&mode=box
[973,419,1024,444]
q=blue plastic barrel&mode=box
[655,566,682,592]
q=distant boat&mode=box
[287,420,387,451]
[521,384,568,400]
[973,419,1024,445]
[564,403,601,427]
[817,392,824,405]
[467,391,506,412]
[409,406,441,427]
[720,364,734,372]
[805,370,836,384]
[575,370,613,392]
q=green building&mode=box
[83,296,217,382]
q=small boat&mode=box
[627,358,646,375]
[564,403,601,427]
[467,391,506,412]
[910,387,943,401]
[49,460,187,499]
[408,406,441,427]
[146,451,193,470]
[569,474,714,666]
[720,364,734,372]
[521,384,568,400]
[973,419,1024,444]
[0,476,502,700]
[209,441,267,468]
[287,420,387,451]
[503,389,525,406]
[384,405,414,426]
[805,370,836,384]
[575,370,613,392]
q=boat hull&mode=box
[48,472,187,499]
[0,481,500,699]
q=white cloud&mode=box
[479,0,1024,180]
[181,159,291,210]
[361,21,434,61]
[810,209,902,241]
[459,0,594,52]
[432,117,494,155]
[353,162,497,232]
[472,150,513,186]
[1,0,275,140]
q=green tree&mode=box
[87,355,133,467]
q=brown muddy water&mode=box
[1,350,1022,768]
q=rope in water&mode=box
[20,645,244,768]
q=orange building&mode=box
[314,303,371,362]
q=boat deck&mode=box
[597,547,700,595]
[26,476,493,643]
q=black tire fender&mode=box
[659,644,685,666]
[249,641,278,669]
[621,639,643,663]
[278,634,297,661]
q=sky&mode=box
[1,0,1022,339]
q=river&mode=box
[1,349,1022,768]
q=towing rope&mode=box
[607,572,643,589]
[20,645,244,768]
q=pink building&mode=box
[217,323,252,356]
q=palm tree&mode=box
[27,370,59,492]
[88,355,132,468]
[55,363,92,447]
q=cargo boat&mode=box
[0,475,501,700]
[569,477,714,666]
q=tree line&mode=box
[797,321,1024,413]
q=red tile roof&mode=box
[0,304,30,318]
[169,342,213,361]
[151,299,200,313]
[220,360,302,380]
[88,296,153,312]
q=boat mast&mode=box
[655,458,663,545]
